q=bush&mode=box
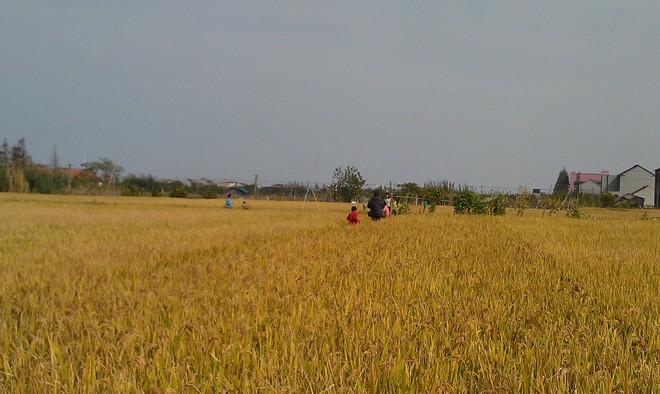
[121,174,167,197]
[599,192,616,208]
[121,185,142,196]
[169,182,188,198]
[454,190,487,215]
[515,189,530,216]
[200,189,218,199]
[24,169,68,194]
[452,191,471,214]
[567,207,584,219]
[453,191,505,216]
[488,194,506,216]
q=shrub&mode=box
[454,190,487,215]
[24,168,68,194]
[567,207,584,219]
[599,192,616,208]
[515,188,530,216]
[121,184,142,196]
[488,194,506,216]
[201,189,218,199]
[169,182,188,198]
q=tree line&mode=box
[1,139,622,212]
[1,138,125,194]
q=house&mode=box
[655,168,660,208]
[60,167,97,181]
[31,164,97,181]
[217,181,245,188]
[614,185,648,208]
[570,171,608,193]
[227,187,250,198]
[575,179,601,195]
[188,178,215,186]
[601,165,655,208]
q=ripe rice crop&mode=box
[1,194,658,392]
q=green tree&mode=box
[553,167,570,197]
[331,166,365,202]
[398,182,420,196]
[453,190,487,215]
[51,145,60,170]
[515,188,531,216]
[487,194,506,215]
[10,138,30,168]
[599,192,616,208]
[0,140,9,192]
[3,138,30,193]
[121,174,165,196]
[422,180,456,211]
[85,157,124,187]
[24,168,68,194]
[169,181,188,198]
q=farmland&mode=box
[0,194,658,392]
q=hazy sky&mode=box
[2,2,658,190]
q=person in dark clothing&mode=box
[367,190,386,221]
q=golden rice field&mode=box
[1,193,658,393]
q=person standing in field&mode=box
[384,193,392,214]
[225,193,233,208]
[367,190,385,221]
[347,206,360,225]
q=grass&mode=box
[0,193,658,392]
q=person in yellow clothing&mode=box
[391,197,399,215]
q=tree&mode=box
[453,190,487,215]
[399,182,420,196]
[599,192,616,208]
[121,174,164,197]
[51,145,60,170]
[10,138,30,169]
[421,180,456,211]
[0,140,9,168]
[487,194,506,215]
[85,157,124,187]
[169,181,188,198]
[515,188,531,216]
[1,138,30,193]
[0,140,9,192]
[24,168,67,194]
[553,167,570,197]
[331,166,365,202]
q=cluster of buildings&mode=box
[31,163,98,181]
[184,179,250,197]
[570,164,660,208]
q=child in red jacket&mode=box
[347,206,360,225]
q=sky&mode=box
[2,2,659,191]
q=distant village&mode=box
[568,164,659,208]
[2,138,659,208]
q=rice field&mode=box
[0,193,658,392]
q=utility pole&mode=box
[254,175,258,199]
